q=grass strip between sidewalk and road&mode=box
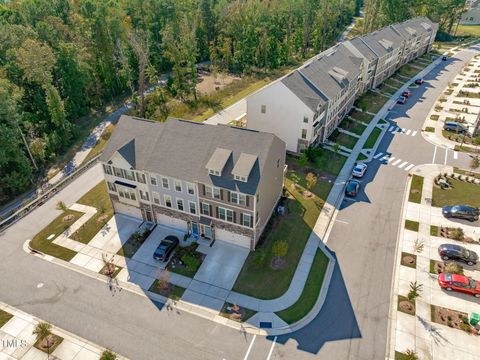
[363,127,382,149]
[408,175,423,203]
[405,220,419,232]
[0,309,13,327]
[30,209,84,261]
[275,249,329,324]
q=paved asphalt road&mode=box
[0,48,478,360]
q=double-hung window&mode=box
[103,164,113,175]
[218,207,233,222]
[164,195,172,208]
[150,176,157,186]
[107,182,116,192]
[242,213,252,227]
[187,183,195,195]
[213,187,221,199]
[139,190,149,201]
[205,186,213,198]
[162,177,169,189]
[136,172,146,183]
[152,192,160,205]
[201,203,210,215]
[174,180,182,192]
[189,202,197,214]
[177,199,184,211]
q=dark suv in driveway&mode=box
[153,235,179,262]
[438,243,478,266]
[442,205,479,222]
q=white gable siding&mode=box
[246,81,315,153]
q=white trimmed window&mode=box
[150,175,157,186]
[189,202,197,214]
[139,190,149,201]
[242,213,252,227]
[152,192,160,205]
[234,175,247,182]
[107,182,116,192]
[103,164,113,175]
[208,169,220,176]
[201,202,210,215]
[186,182,195,195]
[218,207,233,222]
[162,177,169,189]
[177,198,184,211]
[213,187,221,199]
[205,185,213,198]
[174,180,182,192]
[136,172,146,183]
[164,195,172,208]
[231,192,246,206]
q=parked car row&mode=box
[442,205,479,222]
[443,121,468,134]
[345,163,369,198]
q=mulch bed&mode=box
[270,256,287,270]
[63,215,74,222]
[430,259,445,274]
[220,303,255,322]
[34,333,63,354]
[401,252,417,269]
[99,263,121,278]
[97,214,109,222]
[397,295,415,316]
[431,304,478,334]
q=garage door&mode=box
[156,214,188,231]
[113,202,142,219]
[215,228,251,249]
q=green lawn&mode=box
[355,91,388,114]
[276,249,330,324]
[384,78,403,90]
[349,109,375,123]
[405,220,419,232]
[329,129,358,149]
[338,118,367,136]
[363,127,382,149]
[286,170,333,202]
[455,25,480,37]
[432,178,480,208]
[0,309,13,327]
[71,181,113,244]
[233,179,321,299]
[30,209,83,261]
[408,175,424,203]
[289,148,347,177]
[397,64,420,79]
[430,225,439,236]
[425,126,435,132]
[357,153,368,161]
[454,167,480,179]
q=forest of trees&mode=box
[0,0,468,206]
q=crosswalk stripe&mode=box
[392,159,402,165]
[454,151,458,159]
[411,131,417,136]
[373,152,384,159]
[405,129,411,135]
[388,157,396,163]
[395,127,401,132]
[381,155,390,161]
[404,164,415,171]
[388,126,395,131]
[398,161,408,168]
[402,128,407,133]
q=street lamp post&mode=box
[460,125,470,149]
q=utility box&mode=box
[469,312,480,326]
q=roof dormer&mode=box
[206,147,232,176]
[232,153,257,182]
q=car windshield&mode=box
[463,250,470,258]
[354,166,362,171]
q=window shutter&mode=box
[233,212,236,224]
[215,207,219,218]
[240,214,243,226]
[220,189,224,200]
[227,191,230,202]
[209,205,213,217]
[246,196,250,207]
[202,185,205,196]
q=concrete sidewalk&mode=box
[0,301,126,360]
[388,164,480,360]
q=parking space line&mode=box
[398,161,408,168]
[405,129,411,135]
[404,164,415,171]
[454,150,458,159]
[411,130,417,136]
[381,155,390,161]
[401,128,406,133]
[373,152,384,159]
[444,148,448,165]
[266,336,277,360]
[432,145,437,163]
[392,159,402,166]
[243,335,256,360]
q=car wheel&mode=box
[446,287,453,291]
[475,293,480,298]
[467,261,475,266]
[442,256,450,261]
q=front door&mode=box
[191,222,199,236]
[202,225,212,240]
[142,209,153,222]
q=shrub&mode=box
[404,349,419,360]
[272,240,288,258]
[408,281,423,301]
[181,254,201,271]
[444,262,464,275]
[100,349,117,360]
[451,227,465,241]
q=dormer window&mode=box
[232,153,257,183]
[209,169,221,176]
[235,175,247,182]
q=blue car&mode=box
[153,235,179,262]
[442,205,479,222]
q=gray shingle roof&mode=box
[281,70,327,111]
[348,37,378,62]
[298,44,362,100]
[100,116,284,195]
[232,153,258,178]
[205,148,232,173]
[360,26,404,57]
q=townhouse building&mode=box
[245,17,438,153]
[247,43,363,153]
[99,115,286,250]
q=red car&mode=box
[438,273,480,297]
[402,90,412,98]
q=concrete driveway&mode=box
[193,241,249,290]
